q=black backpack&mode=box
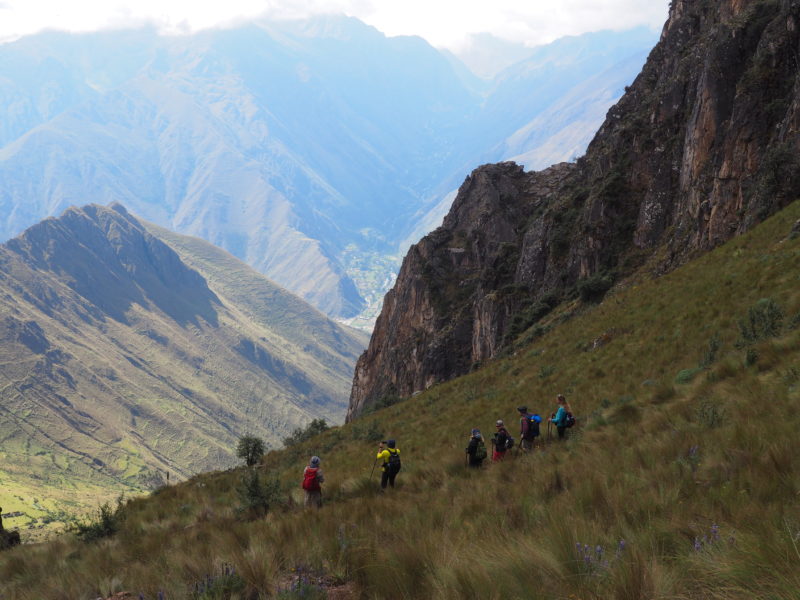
[524,415,540,440]
[565,411,576,428]
[387,448,401,473]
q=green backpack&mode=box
[474,439,487,461]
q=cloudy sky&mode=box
[0,0,670,49]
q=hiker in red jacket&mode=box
[302,455,324,508]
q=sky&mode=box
[0,0,671,49]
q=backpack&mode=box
[565,411,576,428]
[505,435,515,450]
[474,439,487,461]
[524,415,541,439]
[302,467,321,491]
[387,448,401,473]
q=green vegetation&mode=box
[236,436,266,467]
[1,202,800,598]
[283,420,330,448]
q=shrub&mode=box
[699,332,722,368]
[70,497,125,542]
[577,273,613,303]
[237,470,282,519]
[675,368,702,384]
[696,400,724,429]
[351,420,384,442]
[283,419,330,448]
[236,435,265,466]
[737,298,784,345]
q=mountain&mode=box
[348,0,800,418]
[0,203,366,517]
[404,27,658,249]
[0,22,657,322]
[3,193,799,596]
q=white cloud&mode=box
[0,0,670,48]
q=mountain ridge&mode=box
[348,0,800,419]
[0,203,365,522]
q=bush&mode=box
[737,298,784,345]
[236,435,265,467]
[351,420,384,442]
[283,419,330,448]
[577,273,613,303]
[70,497,125,542]
[699,332,722,368]
[237,470,282,519]
[675,368,702,384]
[696,400,724,429]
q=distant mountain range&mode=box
[0,203,366,511]
[0,19,658,323]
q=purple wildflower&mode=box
[693,537,702,551]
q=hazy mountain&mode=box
[450,33,536,79]
[0,20,657,322]
[0,203,366,508]
[403,28,658,246]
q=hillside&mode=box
[2,195,798,599]
[0,22,656,321]
[349,0,800,417]
[0,203,366,533]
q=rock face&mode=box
[347,0,800,420]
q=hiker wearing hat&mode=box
[377,440,401,490]
[491,420,513,461]
[302,456,325,508]
[517,406,540,451]
[465,428,487,467]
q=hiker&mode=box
[302,456,324,508]
[465,428,487,467]
[517,406,540,451]
[548,394,572,440]
[377,439,401,490]
[491,420,513,461]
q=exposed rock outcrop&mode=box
[348,0,800,420]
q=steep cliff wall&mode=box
[348,0,800,420]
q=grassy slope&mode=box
[2,201,799,599]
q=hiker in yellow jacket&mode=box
[376,439,401,490]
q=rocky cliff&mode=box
[348,0,800,419]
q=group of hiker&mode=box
[300,439,402,508]
[300,394,574,507]
[466,394,575,468]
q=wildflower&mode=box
[595,545,603,559]
[693,537,702,551]
[710,524,720,542]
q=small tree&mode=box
[236,435,265,467]
[283,418,329,447]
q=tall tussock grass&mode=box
[2,203,800,598]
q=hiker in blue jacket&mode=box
[548,394,571,440]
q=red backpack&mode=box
[302,467,320,491]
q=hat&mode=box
[495,419,504,427]
[387,439,396,448]
[517,406,527,413]
[471,428,481,437]
[310,456,320,467]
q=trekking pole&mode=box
[547,421,552,442]
[369,458,378,479]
